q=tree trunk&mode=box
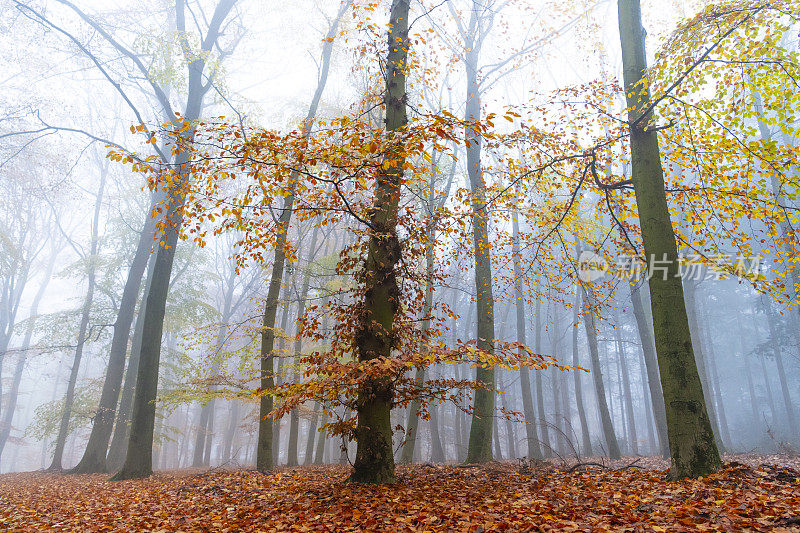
[107,253,153,471]
[287,226,320,467]
[533,299,549,456]
[513,207,543,459]
[49,172,106,471]
[463,11,495,465]
[72,204,157,474]
[629,280,669,457]
[400,187,436,464]
[0,250,57,460]
[254,3,342,471]
[762,297,799,442]
[581,286,621,459]
[348,0,409,484]
[571,285,592,456]
[618,0,720,478]
[683,281,726,451]
[614,322,638,455]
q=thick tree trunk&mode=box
[72,205,156,474]
[49,172,106,471]
[349,0,409,485]
[618,0,720,478]
[111,189,186,479]
[107,254,153,471]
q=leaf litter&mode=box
[0,454,799,531]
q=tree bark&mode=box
[618,0,721,478]
[287,226,320,467]
[72,199,157,473]
[463,6,495,465]
[107,253,153,471]
[349,0,409,484]
[614,322,638,455]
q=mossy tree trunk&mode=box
[349,0,410,484]
[617,0,721,478]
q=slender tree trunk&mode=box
[618,0,720,478]
[571,285,592,456]
[683,281,726,451]
[581,286,621,459]
[533,299,549,456]
[500,369,517,459]
[428,402,446,462]
[254,3,343,471]
[614,323,638,455]
[639,347,657,455]
[287,226,320,467]
[222,399,240,464]
[0,250,57,460]
[463,15,495,466]
[72,199,158,473]
[49,172,106,471]
[513,208,543,459]
[107,255,152,471]
[400,189,436,464]
[272,278,292,464]
[762,298,799,442]
[630,281,669,457]
[314,410,327,465]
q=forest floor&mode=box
[0,454,799,532]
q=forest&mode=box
[1,0,800,530]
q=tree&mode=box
[47,168,107,471]
[617,0,720,478]
[348,0,410,484]
[112,0,239,480]
[255,0,348,472]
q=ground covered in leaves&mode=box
[1,456,799,531]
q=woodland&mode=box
[1,0,800,530]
